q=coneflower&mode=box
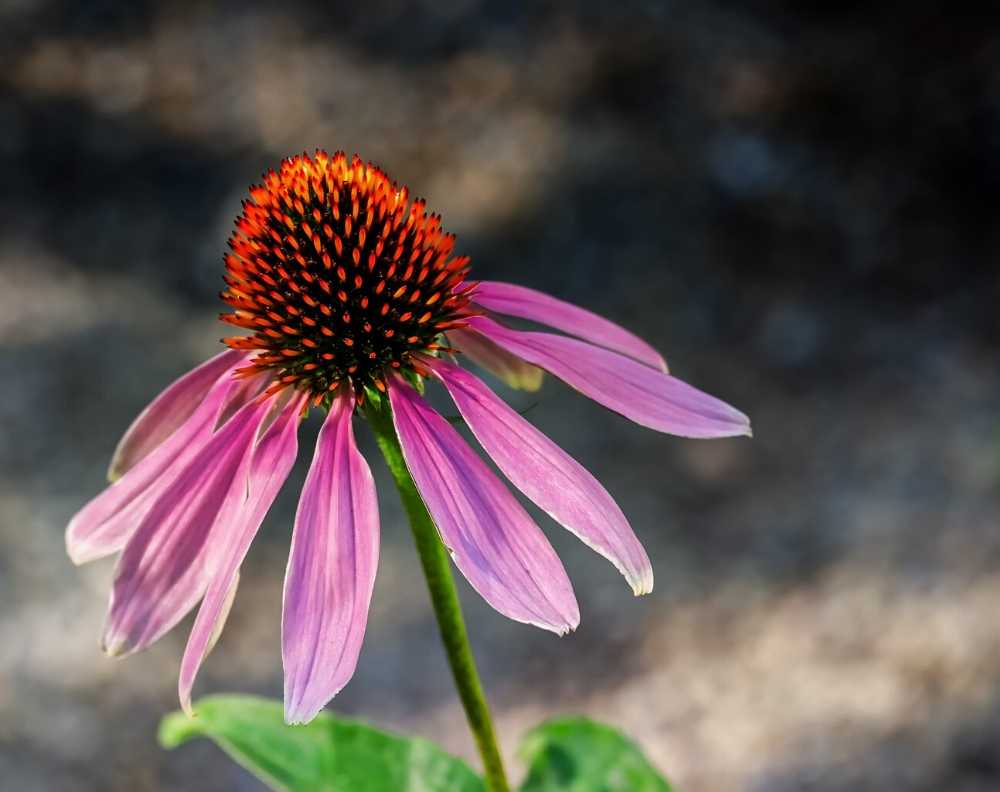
[67,150,750,726]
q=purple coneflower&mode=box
[67,151,750,725]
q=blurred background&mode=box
[1,1,998,790]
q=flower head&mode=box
[67,150,750,724]
[221,152,473,399]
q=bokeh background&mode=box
[1,1,998,790]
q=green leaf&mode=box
[518,718,673,792]
[159,695,484,792]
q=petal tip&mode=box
[282,675,350,726]
[554,607,581,636]
[65,543,88,567]
[727,414,752,438]
[101,634,128,658]
[282,702,320,726]
[106,460,124,484]
[709,409,752,439]
[521,609,579,637]
[101,619,140,658]
[630,573,654,597]
[65,526,102,566]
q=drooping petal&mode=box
[388,377,579,634]
[179,570,240,712]
[108,349,247,481]
[467,316,751,439]
[66,368,246,566]
[282,388,379,725]
[179,392,305,714]
[426,357,652,595]
[204,572,240,660]
[473,281,668,371]
[448,327,544,392]
[101,394,277,657]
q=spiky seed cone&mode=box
[221,150,474,401]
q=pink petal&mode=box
[473,281,668,371]
[282,388,379,725]
[66,369,246,566]
[388,377,579,634]
[426,357,652,595]
[467,316,751,439]
[180,570,241,713]
[448,327,544,391]
[101,394,277,657]
[204,572,240,660]
[179,392,305,714]
[108,349,247,481]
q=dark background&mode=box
[1,2,998,790]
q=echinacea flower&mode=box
[67,151,750,725]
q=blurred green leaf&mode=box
[518,718,673,792]
[159,695,484,792]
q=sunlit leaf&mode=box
[159,695,483,792]
[518,717,673,791]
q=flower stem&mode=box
[364,397,511,792]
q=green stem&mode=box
[364,397,511,792]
